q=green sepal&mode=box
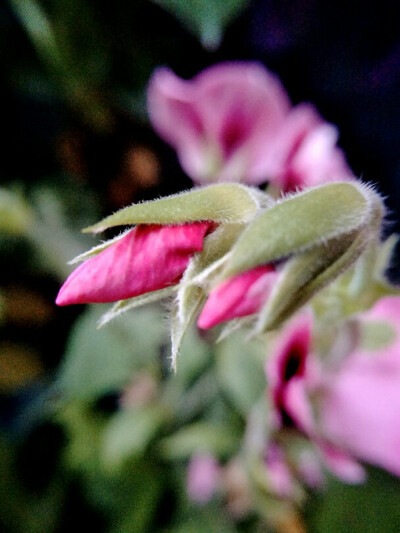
[69,229,131,264]
[170,285,205,373]
[170,224,245,371]
[256,227,370,333]
[97,286,177,328]
[221,181,377,278]
[83,184,265,233]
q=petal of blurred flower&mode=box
[266,312,314,431]
[267,297,400,480]
[264,443,295,498]
[147,62,290,185]
[56,222,212,305]
[320,297,400,476]
[187,454,220,504]
[197,265,277,329]
[274,104,354,192]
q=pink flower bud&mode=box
[56,222,212,305]
[197,265,278,329]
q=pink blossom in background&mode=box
[147,62,290,185]
[274,104,354,192]
[148,61,355,190]
[264,443,295,498]
[197,265,278,329]
[266,312,316,434]
[320,296,400,477]
[56,222,213,305]
[266,297,400,481]
[187,454,220,504]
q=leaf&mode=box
[150,0,250,50]
[83,184,262,233]
[101,405,166,468]
[222,181,376,278]
[159,422,239,459]
[9,0,64,76]
[0,188,33,234]
[309,467,400,533]
[57,305,166,399]
[215,330,267,414]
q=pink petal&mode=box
[197,265,277,330]
[264,443,295,498]
[56,222,212,305]
[187,454,220,504]
[147,62,290,185]
[318,297,400,477]
[274,104,354,192]
[320,350,400,477]
[318,442,366,483]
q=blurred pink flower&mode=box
[148,62,355,191]
[264,443,295,498]
[266,312,316,433]
[56,222,213,305]
[197,265,278,329]
[274,104,354,192]
[266,297,400,481]
[187,454,220,504]
[320,296,400,477]
[147,62,290,185]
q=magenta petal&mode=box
[197,265,277,330]
[266,312,314,430]
[56,222,212,305]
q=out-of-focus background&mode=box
[1,1,399,532]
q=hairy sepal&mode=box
[97,286,177,328]
[221,181,378,279]
[69,230,131,264]
[83,184,264,233]
[170,224,244,371]
[255,227,371,333]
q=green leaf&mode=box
[57,305,166,399]
[101,405,166,468]
[150,0,250,50]
[222,182,376,278]
[9,0,64,76]
[308,467,400,533]
[215,330,267,415]
[83,184,262,233]
[0,188,33,234]
[159,422,239,459]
